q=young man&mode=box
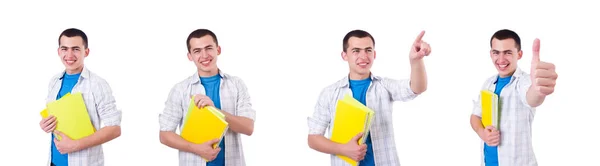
[470,29,558,166]
[158,29,256,166]
[307,29,431,166]
[38,28,123,166]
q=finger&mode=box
[536,86,555,96]
[413,30,426,45]
[49,125,56,133]
[532,38,540,64]
[534,78,556,87]
[44,122,55,132]
[536,62,556,71]
[423,43,431,55]
[534,69,558,79]
[351,132,364,142]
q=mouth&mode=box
[497,63,509,70]
[64,59,77,65]
[200,59,212,66]
[357,62,369,67]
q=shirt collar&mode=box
[492,67,525,84]
[191,69,227,84]
[336,72,381,88]
[59,66,90,80]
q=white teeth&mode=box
[499,64,507,68]
[201,60,210,64]
[66,60,75,63]
[358,63,368,66]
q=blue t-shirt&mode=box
[200,74,225,166]
[483,75,512,166]
[51,72,81,166]
[349,77,375,166]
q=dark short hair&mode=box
[490,29,521,50]
[342,30,375,52]
[186,29,219,53]
[58,28,88,48]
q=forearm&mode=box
[77,126,121,150]
[526,86,545,107]
[159,131,195,153]
[470,115,484,138]
[308,135,342,155]
[409,59,427,94]
[222,111,254,136]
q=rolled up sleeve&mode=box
[234,78,256,121]
[159,85,184,132]
[307,89,333,135]
[95,79,122,127]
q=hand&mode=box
[530,39,558,96]
[53,130,81,154]
[193,94,214,108]
[192,138,221,161]
[478,126,500,146]
[340,132,367,161]
[409,30,431,61]
[39,115,57,133]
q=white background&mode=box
[1,0,598,165]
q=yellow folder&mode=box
[40,92,96,140]
[330,94,375,166]
[180,96,228,152]
[481,90,499,129]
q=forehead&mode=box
[347,36,374,48]
[189,35,217,48]
[59,36,84,47]
[491,38,518,50]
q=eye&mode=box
[352,50,359,53]
[366,49,372,52]
[74,48,80,51]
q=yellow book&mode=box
[180,96,228,153]
[330,94,375,166]
[40,92,96,140]
[481,90,499,129]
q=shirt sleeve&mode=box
[159,84,185,132]
[307,88,333,135]
[95,79,122,127]
[233,78,256,121]
[380,77,418,102]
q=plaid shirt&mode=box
[45,67,123,166]
[472,67,538,166]
[307,73,419,166]
[159,70,256,166]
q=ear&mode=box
[341,51,348,61]
[517,50,523,60]
[217,45,222,56]
[187,52,193,61]
[84,48,90,58]
[373,50,377,59]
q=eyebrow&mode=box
[492,49,513,52]
[191,45,214,51]
[351,47,373,50]
[60,46,81,49]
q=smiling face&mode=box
[187,35,221,77]
[58,36,89,74]
[342,36,376,80]
[490,38,522,77]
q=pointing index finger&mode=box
[414,30,426,44]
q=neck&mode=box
[499,69,516,78]
[198,69,219,77]
[66,66,84,75]
[349,72,370,80]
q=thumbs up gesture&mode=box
[529,39,558,96]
